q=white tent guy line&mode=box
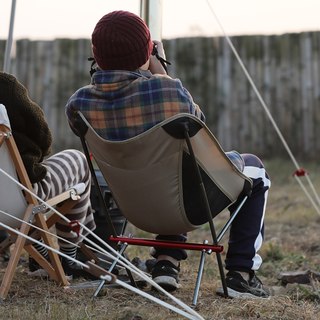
[206,0,320,215]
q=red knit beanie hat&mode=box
[91,11,153,71]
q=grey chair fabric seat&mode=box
[77,112,252,235]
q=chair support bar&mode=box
[217,195,248,243]
[109,236,223,253]
[78,128,117,239]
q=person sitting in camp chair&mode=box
[66,11,271,298]
[0,71,97,279]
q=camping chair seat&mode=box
[78,112,252,235]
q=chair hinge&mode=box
[32,203,48,215]
[70,189,81,200]
[0,132,11,138]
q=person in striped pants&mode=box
[0,72,95,279]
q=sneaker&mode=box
[131,257,157,273]
[28,257,49,278]
[216,270,270,299]
[0,249,10,262]
[61,257,99,281]
[151,260,181,292]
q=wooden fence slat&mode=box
[0,32,319,160]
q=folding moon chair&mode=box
[0,104,93,299]
[75,112,252,305]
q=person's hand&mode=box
[149,41,167,75]
[153,41,166,60]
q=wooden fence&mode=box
[0,32,319,160]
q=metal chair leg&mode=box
[184,125,229,297]
[192,246,207,306]
[93,242,129,297]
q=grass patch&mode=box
[1,159,320,319]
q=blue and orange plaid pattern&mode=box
[66,69,205,141]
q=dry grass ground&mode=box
[1,158,320,319]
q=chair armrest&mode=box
[43,183,86,207]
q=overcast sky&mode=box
[1,0,320,41]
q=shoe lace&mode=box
[245,274,269,296]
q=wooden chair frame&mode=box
[0,107,85,299]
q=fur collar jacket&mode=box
[0,72,52,183]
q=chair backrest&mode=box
[0,104,28,229]
[78,112,252,235]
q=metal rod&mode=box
[3,0,17,72]
[93,242,128,297]
[192,242,208,306]
[217,196,248,243]
[183,124,228,297]
[140,0,163,41]
[78,131,117,238]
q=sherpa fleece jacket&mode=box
[0,72,52,183]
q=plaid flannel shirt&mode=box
[66,69,243,171]
[66,69,205,140]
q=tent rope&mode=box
[0,219,202,320]
[206,0,320,214]
[0,207,83,248]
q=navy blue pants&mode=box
[153,153,270,272]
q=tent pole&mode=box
[3,0,17,72]
[140,0,163,41]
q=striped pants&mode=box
[33,149,95,252]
